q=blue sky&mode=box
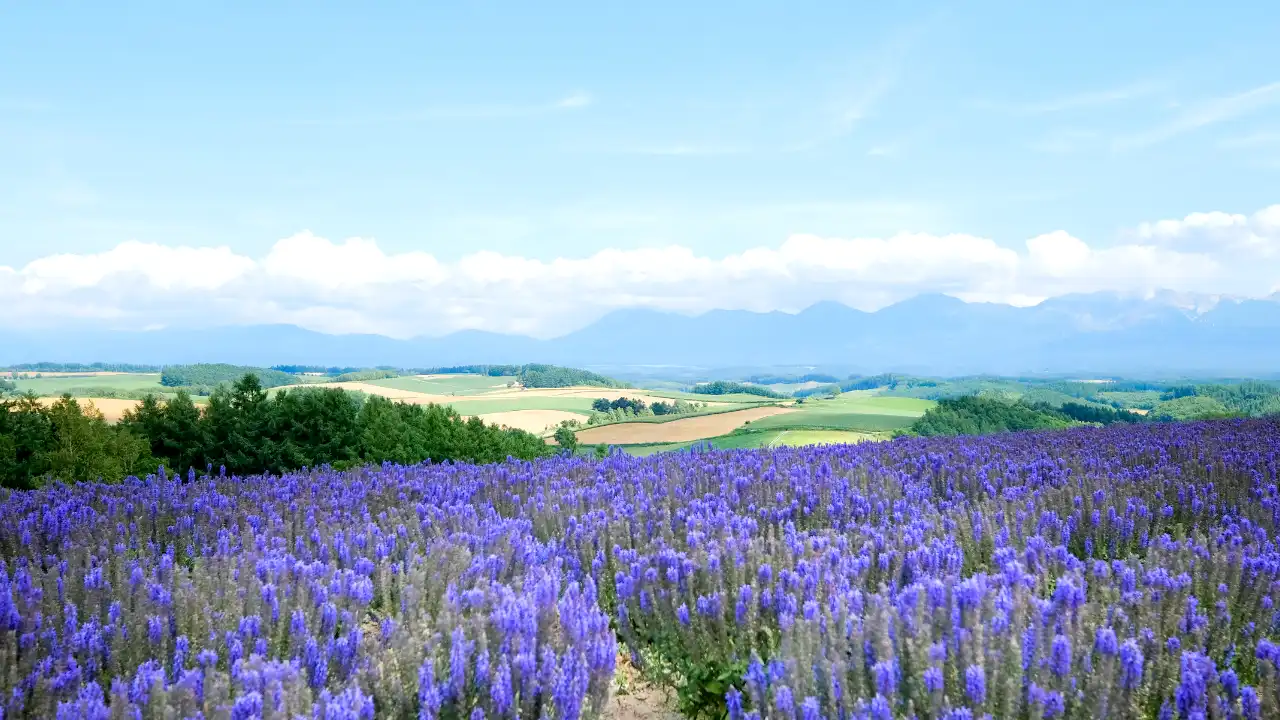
[2,2,1279,337]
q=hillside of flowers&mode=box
[2,418,1280,719]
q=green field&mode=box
[366,374,516,396]
[646,390,777,404]
[743,393,932,432]
[618,428,881,456]
[10,373,164,395]
[756,381,827,395]
[768,429,880,446]
[810,392,934,414]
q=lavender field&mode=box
[2,419,1280,719]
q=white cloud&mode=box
[977,80,1163,116]
[1115,81,1280,150]
[1135,205,1280,257]
[556,92,593,109]
[1219,130,1280,149]
[616,145,747,157]
[3,204,1279,338]
[18,241,255,293]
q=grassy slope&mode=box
[618,428,882,456]
[768,429,880,446]
[11,373,164,395]
[745,392,933,432]
[645,390,779,404]
[579,402,777,429]
[365,374,516,396]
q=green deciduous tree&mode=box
[553,425,579,452]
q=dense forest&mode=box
[330,369,400,382]
[269,365,363,375]
[1,395,160,488]
[517,364,628,388]
[161,363,298,390]
[424,364,524,376]
[744,372,840,385]
[585,396,705,425]
[690,381,785,398]
[792,373,922,398]
[907,396,1078,436]
[907,395,1154,437]
[780,371,1280,419]
[0,374,553,488]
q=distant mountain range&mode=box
[4,291,1280,377]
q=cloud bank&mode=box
[3,204,1278,338]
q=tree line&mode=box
[160,363,299,390]
[4,362,162,373]
[518,364,629,389]
[906,395,1155,437]
[586,396,705,424]
[689,381,784,398]
[744,372,841,385]
[0,373,553,488]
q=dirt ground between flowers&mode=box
[604,655,680,720]
[574,406,795,444]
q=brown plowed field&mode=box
[573,406,793,444]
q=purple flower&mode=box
[147,615,164,645]
[727,687,745,720]
[923,667,943,693]
[1119,639,1144,689]
[774,685,796,720]
[964,665,985,705]
[55,681,110,720]
[1220,669,1240,700]
[232,691,264,720]
[490,657,512,716]
[1050,634,1071,677]
[318,686,376,719]
[1176,652,1216,720]
[873,660,896,697]
[419,658,441,720]
[869,696,892,720]
[1243,686,1261,720]
[1095,627,1119,656]
[801,696,821,720]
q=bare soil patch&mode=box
[472,410,589,434]
[275,381,455,404]
[603,655,680,720]
[274,382,707,408]
[574,406,794,444]
[35,397,140,423]
[482,387,727,406]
